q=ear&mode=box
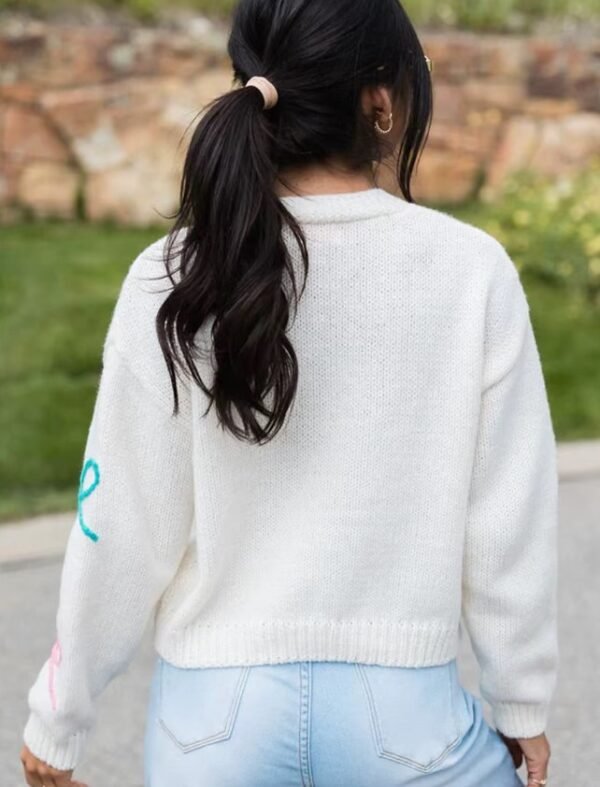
[360,84,393,119]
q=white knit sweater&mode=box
[24,188,559,769]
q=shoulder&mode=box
[393,201,530,355]
[113,229,185,318]
[103,228,189,412]
[394,202,532,388]
[393,200,520,283]
[403,205,530,328]
[105,229,186,350]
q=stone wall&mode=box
[0,13,598,225]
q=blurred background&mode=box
[0,1,599,785]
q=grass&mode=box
[0,0,597,30]
[2,185,600,522]
[0,221,161,522]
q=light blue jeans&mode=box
[144,656,523,786]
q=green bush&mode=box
[0,0,597,28]
[453,164,600,307]
[402,0,598,30]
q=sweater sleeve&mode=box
[23,241,194,770]
[460,246,559,739]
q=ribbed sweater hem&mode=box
[154,619,459,668]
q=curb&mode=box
[1,440,598,567]
[556,439,600,481]
[0,511,74,567]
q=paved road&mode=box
[1,475,599,786]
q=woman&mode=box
[20,1,558,786]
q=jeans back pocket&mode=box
[158,658,251,753]
[355,659,474,772]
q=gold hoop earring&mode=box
[374,112,393,135]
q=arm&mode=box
[23,250,194,770]
[461,248,559,740]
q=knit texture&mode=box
[24,187,559,768]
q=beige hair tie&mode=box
[245,76,279,110]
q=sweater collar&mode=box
[278,187,410,224]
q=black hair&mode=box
[156,0,432,444]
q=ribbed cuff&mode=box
[23,713,87,771]
[492,702,550,738]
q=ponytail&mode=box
[156,80,309,444]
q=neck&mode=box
[274,159,377,198]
